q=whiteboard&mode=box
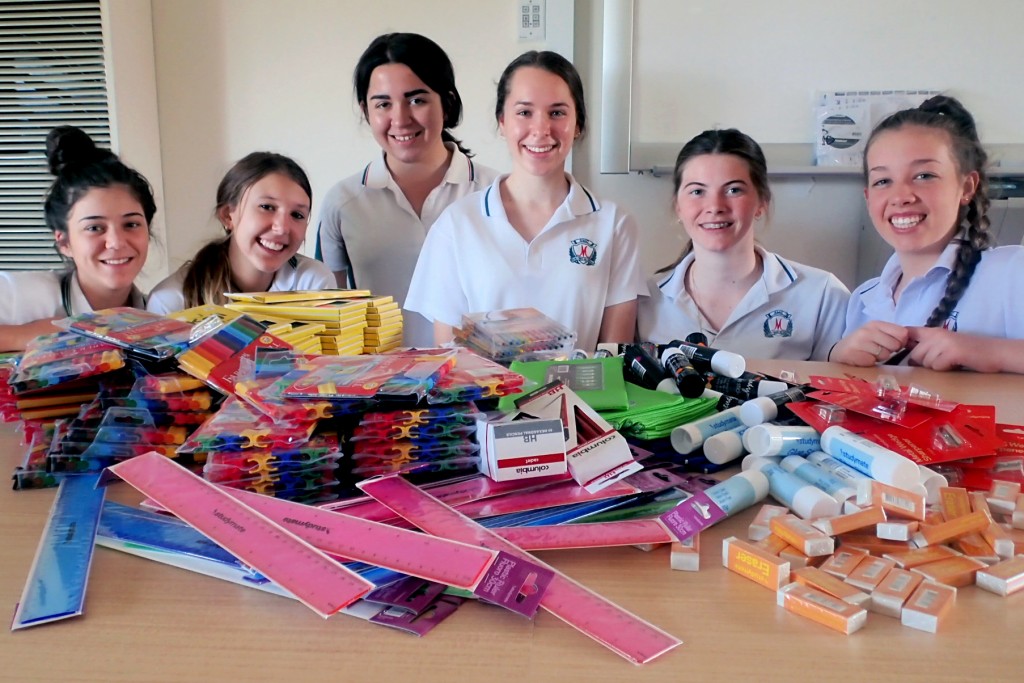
[628,0,1024,150]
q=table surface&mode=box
[2,361,1023,682]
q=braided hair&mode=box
[863,95,991,328]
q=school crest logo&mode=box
[569,238,598,266]
[763,309,794,338]
[942,311,959,332]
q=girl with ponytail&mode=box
[0,126,154,350]
[147,152,333,313]
[315,33,498,347]
[831,96,1024,372]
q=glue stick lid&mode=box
[670,424,702,455]
[791,484,842,519]
[710,349,745,378]
[744,424,784,456]
[740,396,778,426]
[704,429,747,465]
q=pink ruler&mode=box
[224,487,550,616]
[358,475,682,665]
[493,520,673,551]
[105,453,373,618]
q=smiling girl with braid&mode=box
[830,96,1024,373]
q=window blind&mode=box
[0,0,109,270]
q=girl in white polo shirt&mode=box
[0,126,153,351]
[148,152,333,313]
[405,50,646,353]
[315,33,497,347]
[830,96,1024,373]
[638,129,850,360]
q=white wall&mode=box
[102,0,168,291]
[131,1,1019,292]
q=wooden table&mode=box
[2,362,1022,682]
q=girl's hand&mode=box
[905,327,1003,372]
[829,321,910,367]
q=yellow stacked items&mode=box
[362,295,404,353]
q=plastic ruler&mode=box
[225,487,551,616]
[12,473,106,630]
[492,519,674,551]
[358,475,682,665]
[105,452,373,618]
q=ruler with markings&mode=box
[225,487,551,617]
[358,475,682,665]
[492,519,674,551]
[105,452,373,618]
[12,474,106,630]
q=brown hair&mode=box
[181,152,311,307]
[863,95,990,328]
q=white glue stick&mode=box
[819,426,920,490]
[703,426,750,465]
[670,406,744,455]
[744,424,821,457]
[744,456,841,519]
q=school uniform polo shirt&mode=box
[405,173,647,353]
[314,144,497,347]
[147,254,334,315]
[637,246,850,361]
[0,270,145,324]
[845,241,1024,339]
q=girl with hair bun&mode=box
[316,33,497,347]
[830,95,1024,373]
[147,152,333,313]
[0,125,154,351]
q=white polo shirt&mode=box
[0,269,145,324]
[315,144,498,347]
[637,246,850,361]
[404,173,647,353]
[846,241,1024,339]
[146,254,335,315]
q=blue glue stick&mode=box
[670,406,744,455]
[743,456,841,519]
[780,455,857,504]
[659,469,769,543]
[819,426,920,490]
[743,424,821,457]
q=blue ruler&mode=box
[97,501,403,589]
[12,473,106,630]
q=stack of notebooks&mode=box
[221,290,403,355]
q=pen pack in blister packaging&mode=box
[282,349,457,402]
[351,438,479,463]
[358,403,481,428]
[235,372,339,423]
[424,347,525,404]
[350,420,477,442]
[455,308,576,363]
[177,395,316,454]
[11,331,127,394]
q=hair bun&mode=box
[919,95,979,141]
[45,125,113,175]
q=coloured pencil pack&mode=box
[57,307,193,360]
[455,308,576,363]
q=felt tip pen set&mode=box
[455,308,577,363]
[425,348,526,404]
[177,396,317,454]
[11,331,126,394]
